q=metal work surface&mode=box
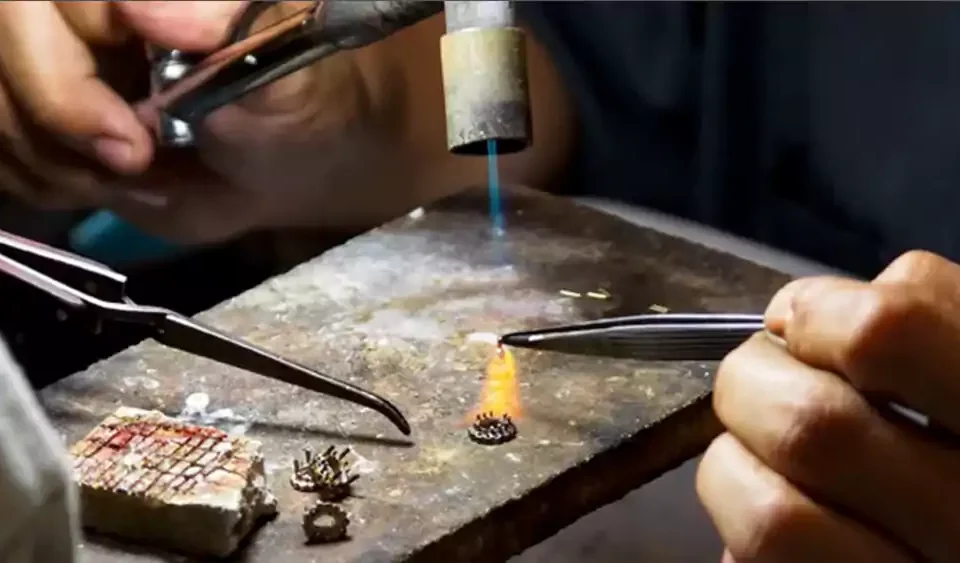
[43,187,789,562]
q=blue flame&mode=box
[487,139,504,236]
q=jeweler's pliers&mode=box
[143,0,444,145]
[499,313,765,361]
[0,230,411,435]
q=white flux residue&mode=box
[466,332,499,346]
[179,392,252,436]
[183,392,210,413]
[349,448,379,475]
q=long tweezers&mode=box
[499,313,765,361]
[0,231,410,435]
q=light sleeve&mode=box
[0,337,78,563]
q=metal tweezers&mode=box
[500,313,959,441]
[499,313,765,361]
[0,230,410,435]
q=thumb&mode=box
[114,1,246,52]
[763,278,809,336]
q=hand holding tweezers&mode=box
[0,230,411,435]
[142,0,443,132]
[499,313,766,361]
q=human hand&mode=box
[697,250,960,562]
[0,1,440,244]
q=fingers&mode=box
[114,1,246,51]
[105,151,260,245]
[58,2,130,45]
[715,333,960,561]
[874,250,960,308]
[697,433,912,563]
[766,250,960,331]
[0,61,109,207]
[0,2,151,174]
[765,271,960,434]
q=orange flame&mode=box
[468,344,523,422]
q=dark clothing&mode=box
[519,2,960,278]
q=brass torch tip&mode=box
[440,27,532,156]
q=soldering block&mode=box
[68,407,278,558]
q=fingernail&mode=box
[124,189,169,208]
[93,136,134,171]
[764,279,805,334]
[765,291,793,324]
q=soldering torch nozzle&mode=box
[441,1,532,156]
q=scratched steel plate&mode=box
[43,187,789,562]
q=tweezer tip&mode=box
[497,333,520,346]
[369,398,411,436]
[499,332,543,348]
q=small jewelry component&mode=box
[290,446,359,502]
[290,447,320,492]
[302,501,350,544]
[467,411,518,445]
